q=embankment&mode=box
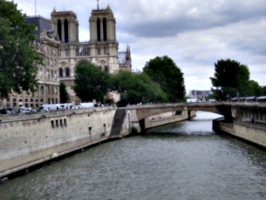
[213,118,266,149]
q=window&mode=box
[103,18,107,41]
[59,68,63,77]
[64,19,69,43]
[58,20,62,42]
[97,18,101,41]
[40,86,44,94]
[66,68,70,77]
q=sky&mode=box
[12,0,266,93]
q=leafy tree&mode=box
[111,71,168,105]
[59,82,69,103]
[244,80,262,96]
[73,63,110,102]
[143,56,186,102]
[0,0,43,99]
[210,59,250,100]
[262,86,266,96]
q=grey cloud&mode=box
[115,0,266,38]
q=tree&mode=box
[0,0,43,99]
[143,56,186,102]
[210,59,250,100]
[262,86,266,96]
[59,82,69,103]
[244,80,262,96]
[73,63,110,102]
[111,71,168,105]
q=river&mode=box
[0,111,266,200]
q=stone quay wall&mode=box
[0,107,116,178]
[213,119,266,149]
[0,107,195,178]
[145,111,196,129]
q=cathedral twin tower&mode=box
[50,5,131,102]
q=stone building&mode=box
[0,4,131,108]
[51,4,131,103]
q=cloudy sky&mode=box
[13,0,266,93]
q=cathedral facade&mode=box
[51,5,131,103]
[0,4,131,108]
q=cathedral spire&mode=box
[97,0,99,10]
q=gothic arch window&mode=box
[103,18,107,41]
[97,18,101,41]
[57,20,62,42]
[66,67,70,77]
[59,68,63,77]
[64,19,69,43]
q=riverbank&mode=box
[213,118,266,149]
[0,108,192,179]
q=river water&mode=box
[1,112,266,200]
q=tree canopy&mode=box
[73,63,110,102]
[210,59,250,100]
[143,56,186,102]
[111,70,168,105]
[0,0,43,99]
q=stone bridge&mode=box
[127,102,231,121]
[123,102,266,132]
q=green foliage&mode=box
[0,0,43,99]
[111,71,168,105]
[210,59,250,100]
[143,56,186,102]
[244,80,262,96]
[262,86,266,96]
[73,63,110,102]
[59,82,69,103]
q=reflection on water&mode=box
[0,112,266,200]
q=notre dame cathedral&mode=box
[0,4,131,108]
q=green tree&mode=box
[0,0,43,99]
[73,63,110,102]
[262,86,266,96]
[59,82,69,103]
[244,80,262,96]
[111,71,168,105]
[143,56,186,102]
[210,59,250,100]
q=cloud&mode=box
[12,0,266,91]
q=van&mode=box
[59,103,73,110]
[79,102,94,108]
[39,104,61,111]
[20,107,34,113]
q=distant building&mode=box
[188,90,212,101]
[0,4,131,108]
